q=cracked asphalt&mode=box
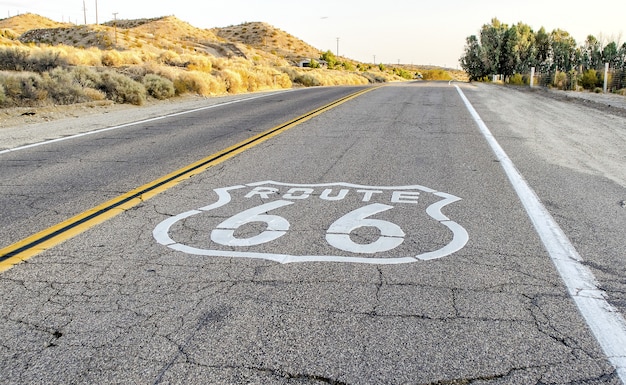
[1,83,625,384]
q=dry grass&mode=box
[215,22,320,65]
[0,13,462,108]
[0,13,70,35]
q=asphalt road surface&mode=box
[1,82,625,384]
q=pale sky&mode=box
[2,0,625,68]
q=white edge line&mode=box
[0,90,295,155]
[455,84,626,383]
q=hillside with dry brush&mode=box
[0,13,464,109]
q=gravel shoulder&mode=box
[469,83,626,188]
[534,86,626,118]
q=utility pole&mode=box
[113,12,118,44]
[373,55,376,65]
[82,0,87,25]
[95,0,98,24]
[336,37,340,57]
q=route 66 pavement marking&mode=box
[153,181,469,264]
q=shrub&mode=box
[217,69,246,93]
[141,62,179,82]
[0,83,5,105]
[552,71,568,90]
[0,72,48,104]
[100,71,147,105]
[21,74,47,101]
[308,59,320,69]
[508,73,525,85]
[422,69,452,81]
[342,61,356,71]
[293,73,320,87]
[117,51,142,65]
[143,74,175,99]
[41,67,89,104]
[173,71,226,96]
[361,72,387,83]
[27,50,67,72]
[0,47,29,70]
[101,50,123,67]
[0,29,17,40]
[158,50,182,66]
[581,69,599,90]
[101,49,142,67]
[0,74,23,100]
[279,66,299,81]
[273,72,292,89]
[83,87,106,101]
[234,66,277,92]
[71,66,102,88]
[121,65,149,81]
[63,46,102,66]
[211,57,229,71]
[393,67,413,80]
[183,54,212,72]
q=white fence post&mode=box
[604,63,609,93]
[530,67,535,88]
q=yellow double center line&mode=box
[0,87,376,272]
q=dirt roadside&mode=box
[526,86,626,119]
[469,83,626,188]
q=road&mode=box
[1,82,625,384]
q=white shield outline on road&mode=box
[153,181,469,264]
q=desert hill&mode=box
[0,13,463,110]
[216,22,321,65]
[0,13,71,35]
[105,16,220,42]
[10,14,260,61]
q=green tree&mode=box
[342,61,355,71]
[309,58,320,69]
[602,41,619,69]
[500,24,521,77]
[582,35,602,70]
[460,35,486,80]
[479,18,508,75]
[617,43,626,70]
[534,27,552,72]
[320,50,337,69]
[515,22,537,73]
[550,29,578,72]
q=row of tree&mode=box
[460,18,626,81]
